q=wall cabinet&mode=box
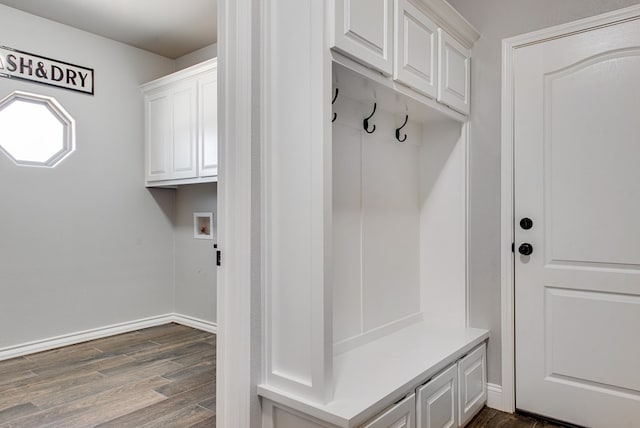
[437,29,470,115]
[332,0,394,75]
[142,59,217,187]
[394,0,439,98]
[332,0,472,115]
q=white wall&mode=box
[176,43,218,71]
[0,5,176,348]
[448,0,640,386]
[175,183,218,323]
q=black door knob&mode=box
[519,243,533,256]
[520,217,533,230]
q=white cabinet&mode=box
[332,0,475,115]
[394,0,439,98]
[457,344,486,426]
[437,29,470,115]
[197,70,218,178]
[332,0,393,75]
[142,59,218,187]
[417,364,458,428]
[363,394,416,428]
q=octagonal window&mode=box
[0,91,75,167]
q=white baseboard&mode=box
[171,314,217,334]
[486,383,506,412]
[0,312,217,362]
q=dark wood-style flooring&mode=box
[0,323,215,427]
[0,323,569,428]
[468,407,566,428]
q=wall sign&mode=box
[0,46,94,95]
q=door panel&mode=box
[416,363,457,428]
[545,287,640,392]
[437,30,470,115]
[362,393,416,428]
[514,16,640,427]
[545,51,640,266]
[333,0,393,75]
[394,0,438,98]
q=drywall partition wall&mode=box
[176,43,218,71]
[0,5,176,349]
[447,0,640,387]
[175,183,218,325]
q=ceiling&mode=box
[0,0,217,59]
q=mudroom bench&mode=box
[259,324,489,428]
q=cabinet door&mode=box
[332,0,393,75]
[170,80,198,179]
[457,344,486,427]
[198,69,218,178]
[394,0,438,98]
[362,394,415,428]
[416,364,457,428]
[437,29,470,115]
[145,91,172,182]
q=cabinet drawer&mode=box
[457,344,486,426]
[416,363,457,428]
[362,393,416,428]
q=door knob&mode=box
[520,217,533,230]
[518,243,533,256]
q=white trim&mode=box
[486,383,505,411]
[216,0,255,426]
[333,312,423,355]
[500,3,640,414]
[0,313,217,362]
[414,0,480,48]
[172,314,218,334]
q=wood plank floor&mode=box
[0,324,570,428]
[468,407,567,428]
[0,323,216,427]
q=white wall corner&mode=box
[486,383,506,412]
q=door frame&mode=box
[216,0,257,426]
[499,4,640,414]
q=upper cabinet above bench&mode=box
[330,0,475,115]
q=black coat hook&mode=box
[363,103,377,134]
[332,88,339,122]
[395,115,408,142]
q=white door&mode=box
[514,17,640,427]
